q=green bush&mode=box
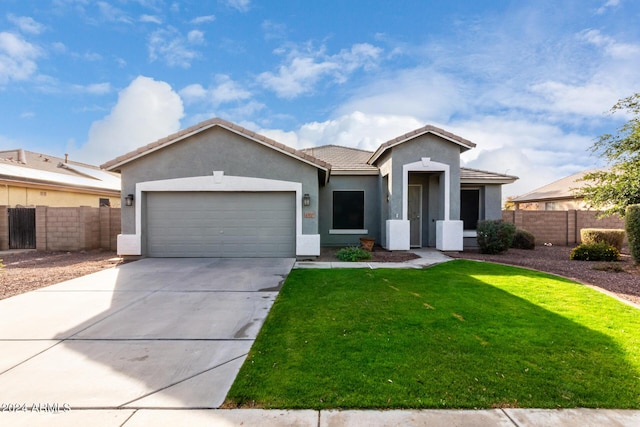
[511,228,536,250]
[580,228,625,250]
[570,242,620,261]
[336,246,372,262]
[477,220,516,254]
[626,204,640,264]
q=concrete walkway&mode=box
[295,248,453,269]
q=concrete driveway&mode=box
[0,257,294,410]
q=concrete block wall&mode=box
[503,210,626,246]
[32,206,121,252]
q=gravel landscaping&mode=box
[0,250,121,300]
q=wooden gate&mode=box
[8,208,36,249]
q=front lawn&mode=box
[225,260,640,409]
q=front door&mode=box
[408,185,422,247]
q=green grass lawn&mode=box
[225,260,640,409]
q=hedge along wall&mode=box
[502,209,626,246]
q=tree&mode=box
[580,93,640,217]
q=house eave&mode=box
[0,177,121,197]
[103,121,331,176]
[330,169,379,176]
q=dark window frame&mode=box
[332,190,365,230]
[460,188,480,230]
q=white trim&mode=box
[118,171,320,257]
[463,230,477,238]
[329,229,368,235]
[402,158,450,220]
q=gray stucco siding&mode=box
[318,175,380,247]
[119,126,320,235]
[483,184,503,220]
[385,134,462,222]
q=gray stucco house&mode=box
[102,118,517,258]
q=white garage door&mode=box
[146,192,296,257]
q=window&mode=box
[99,198,111,207]
[460,189,480,230]
[332,191,365,230]
[545,202,557,211]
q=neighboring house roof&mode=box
[0,149,120,194]
[460,167,518,184]
[300,145,379,175]
[511,168,604,203]
[101,118,331,174]
[368,124,476,164]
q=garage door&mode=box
[146,192,296,257]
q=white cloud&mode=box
[0,32,41,84]
[258,43,382,98]
[75,76,184,164]
[261,20,287,41]
[7,14,45,35]
[179,74,251,106]
[140,14,162,24]
[223,0,251,12]
[579,29,640,59]
[336,67,464,123]
[72,82,111,94]
[596,0,620,14]
[191,15,216,24]
[148,26,204,68]
[97,1,132,24]
[259,111,423,151]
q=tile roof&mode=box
[101,118,331,172]
[0,149,120,192]
[460,167,518,184]
[368,124,476,164]
[511,168,605,203]
[300,145,378,174]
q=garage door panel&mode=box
[146,192,295,258]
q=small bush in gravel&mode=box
[580,228,625,250]
[336,246,372,262]
[570,242,620,261]
[592,262,625,273]
[511,228,536,250]
[477,220,516,254]
[626,204,640,264]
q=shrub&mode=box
[511,228,536,250]
[570,242,620,261]
[626,204,640,264]
[592,262,625,273]
[580,228,625,250]
[477,220,516,254]
[336,246,372,262]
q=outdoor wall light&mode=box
[303,193,311,207]
[125,194,134,207]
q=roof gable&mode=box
[102,118,330,173]
[368,124,476,165]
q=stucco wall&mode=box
[118,126,321,236]
[385,133,462,222]
[318,175,380,247]
[0,185,120,208]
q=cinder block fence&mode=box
[502,210,625,246]
[0,206,120,251]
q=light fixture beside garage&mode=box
[303,193,311,207]
[125,194,134,207]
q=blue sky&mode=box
[1,0,639,198]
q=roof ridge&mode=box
[102,118,331,171]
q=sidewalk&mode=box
[295,248,453,269]
[2,407,639,426]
